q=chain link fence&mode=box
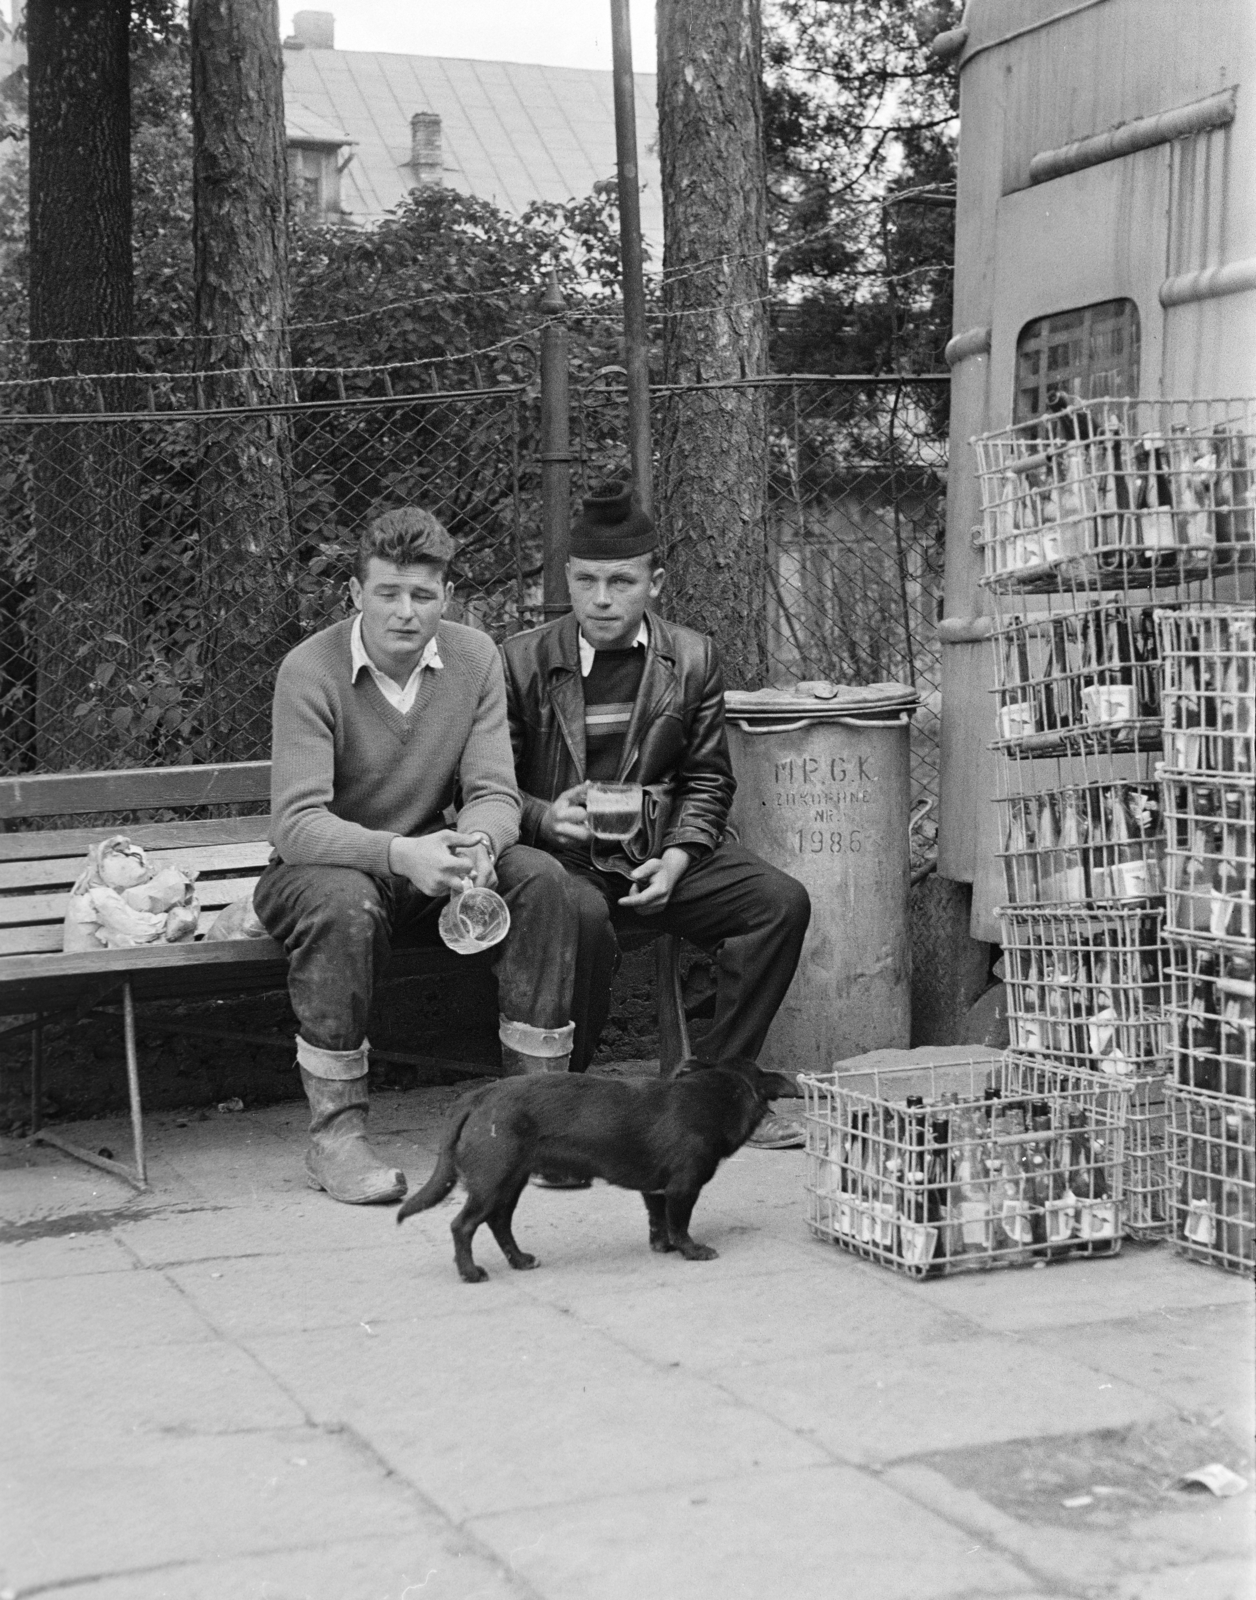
[1,378,538,775]
[2,368,946,806]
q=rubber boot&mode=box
[298,1042,405,1205]
[498,1019,587,1187]
[501,1045,572,1076]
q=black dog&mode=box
[396,1058,793,1282]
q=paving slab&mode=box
[1021,1301,1256,1446]
[0,1222,140,1281]
[0,1426,424,1594]
[885,1456,1255,1600]
[466,1462,1034,1600]
[714,1330,1170,1465]
[915,1239,1256,1332]
[545,1251,977,1371]
[4,1333,305,1452]
[3,1261,220,1349]
[245,1303,830,1521]
[26,1539,528,1600]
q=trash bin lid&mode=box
[724,680,918,723]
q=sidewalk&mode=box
[2,1065,1252,1600]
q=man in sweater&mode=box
[255,508,579,1205]
[501,482,811,1147]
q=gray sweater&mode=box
[269,617,521,875]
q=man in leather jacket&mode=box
[501,482,811,1143]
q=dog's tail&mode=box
[396,1086,489,1223]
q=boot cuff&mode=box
[297,1037,370,1081]
[498,1017,574,1058]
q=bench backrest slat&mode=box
[0,814,272,864]
[0,761,272,821]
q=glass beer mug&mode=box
[584,781,644,873]
[438,883,511,955]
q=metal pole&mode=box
[539,272,572,618]
[610,0,652,515]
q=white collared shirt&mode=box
[578,619,649,678]
[350,614,443,714]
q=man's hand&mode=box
[388,831,481,898]
[538,782,590,848]
[618,847,691,915]
[454,839,498,891]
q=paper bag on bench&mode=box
[63,835,201,952]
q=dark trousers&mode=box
[253,844,579,1053]
[565,842,811,1071]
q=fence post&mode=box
[539,272,572,619]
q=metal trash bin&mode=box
[724,680,918,1081]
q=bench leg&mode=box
[656,935,692,1079]
[29,982,149,1192]
[30,1013,44,1134]
[122,982,147,1186]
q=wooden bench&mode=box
[0,762,690,1191]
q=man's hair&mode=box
[354,507,454,583]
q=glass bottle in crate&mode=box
[1134,605,1162,719]
[1025,1097,1054,1253]
[1068,1107,1117,1245]
[898,1095,935,1268]
[1168,425,1217,569]
[1035,794,1061,902]
[1133,434,1177,552]
[994,1103,1034,1260]
[953,1105,992,1254]
[1182,1098,1222,1257]
[1004,798,1039,903]
[927,1102,958,1259]
[999,628,1037,742]
[1057,789,1088,902]
[1220,1105,1254,1269]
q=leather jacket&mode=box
[500,610,736,860]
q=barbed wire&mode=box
[0,245,952,354]
[0,321,562,391]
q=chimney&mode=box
[292,10,334,49]
[410,112,443,186]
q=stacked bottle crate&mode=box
[1156,605,1254,1274]
[973,396,1255,1242]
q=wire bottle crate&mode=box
[1165,1082,1255,1276]
[999,906,1167,1075]
[801,1054,1129,1278]
[1161,773,1254,945]
[997,779,1166,907]
[1155,604,1255,776]
[993,601,1164,757]
[974,397,1256,593]
[1166,932,1255,1100]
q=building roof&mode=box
[281,46,662,249]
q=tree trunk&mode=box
[191,0,294,761]
[27,0,142,771]
[656,0,769,689]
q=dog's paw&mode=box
[458,1264,490,1283]
[649,1234,676,1253]
[677,1241,719,1262]
[507,1252,539,1271]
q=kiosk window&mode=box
[1015,299,1140,422]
